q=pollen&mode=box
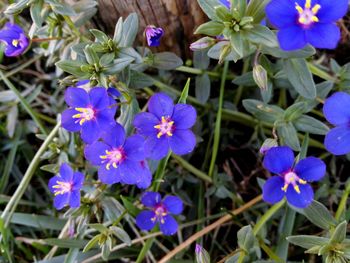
[72,107,95,125]
[295,0,321,27]
[52,181,72,196]
[100,148,125,170]
[154,116,175,139]
[281,171,306,194]
[12,39,20,47]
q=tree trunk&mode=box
[95,0,207,58]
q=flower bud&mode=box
[195,244,210,263]
[190,37,215,51]
[253,64,268,91]
[260,138,278,155]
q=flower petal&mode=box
[69,190,81,208]
[294,157,326,182]
[53,193,70,210]
[263,146,294,174]
[98,165,121,185]
[48,176,61,193]
[160,215,178,235]
[84,142,110,166]
[317,0,348,23]
[136,211,157,231]
[145,135,170,160]
[323,92,350,126]
[96,108,116,130]
[101,123,125,148]
[64,87,89,108]
[169,129,196,156]
[124,135,146,161]
[306,23,340,50]
[148,93,174,119]
[61,109,81,132]
[265,0,298,29]
[262,176,285,204]
[163,196,183,215]
[141,192,162,207]
[72,172,85,190]
[325,126,350,155]
[133,112,159,136]
[277,26,307,51]
[81,120,100,144]
[286,183,314,208]
[89,87,110,110]
[118,160,142,185]
[59,163,73,182]
[136,161,152,189]
[172,104,197,129]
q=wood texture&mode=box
[95,0,208,57]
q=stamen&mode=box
[52,181,72,196]
[305,0,311,9]
[12,39,19,47]
[72,107,95,126]
[299,179,307,184]
[312,4,321,14]
[311,16,319,22]
[282,184,288,192]
[294,185,301,194]
[154,116,175,138]
[295,4,304,14]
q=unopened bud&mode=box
[253,64,268,91]
[219,43,232,64]
[260,138,278,154]
[190,37,215,51]
[195,244,210,263]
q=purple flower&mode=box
[136,192,183,235]
[61,87,116,144]
[262,146,326,208]
[219,0,231,9]
[84,123,151,186]
[323,92,350,155]
[48,163,84,210]
[133,93,197,160]
[266,0,348,51]
[0,23,29,57]
[145,25,164,47]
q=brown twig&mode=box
[158,195,263,263]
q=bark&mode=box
[95,0,208,57]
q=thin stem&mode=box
[176,66,235,79]
[307,62,338,83]
[0,70,48,135]
[208,61,229,178]
[0,121,61,228]
[1,55,42,80]
[158,195,263,263]
[234,58,250,105]
[171,154,213,184]
[253,199,286,236]
[335,182,350,221]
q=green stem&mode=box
[208,61,229,178]
[0,121,61,228]
[171,154,213,184]
[0,70,48,135]
[234,58,250,105]
[253,199,286,236]
[176,66,235,79]
[307,62,338,83]
[335,182,350,221]
[237,250,246,263]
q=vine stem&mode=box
[335,182,350,221]
[0,70,48,135]
[158,195,262,263]
[208,60,229,178]
[0,121,61,228]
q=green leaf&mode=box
[246,0,270,23]
[262,45,316,59]
[9,213,66,230]
[120,195,140,217]
[330,221,347,244]
[293,200,337,230]
[40,164,59,174]
[195,74,211,103]
[90,29,109,43]
[287,235,329,249]
[46,0,77,16]
[195,245,211,263]
[230,32,244,59]
[276,206,296,260]
[293,115,329,135]
[117,95,140,134]
[113,17,124,44]
[283,58,316,99]
[152,52,183,70]
[237,225,255,252]
[109,226,132,246]
[215,6,232,21]
[179,78,191,104]
[197,0,221,20]
[55,60,89,78]
[30,0,44,26]
[129,71,155,89]
[83,235,100,253]
[245,25,278,47]
[44,238,89,248]
[232,0,247,18]
[84,46,100,65]
[242,99,284,123]
[276,121,300,151]
[195,21,225,36]
[5,0,30,15]
[103,57,134,75]
[99,53,115,67]
[284,102,308,121]
[88,223,109,233]
[120,13,139,47]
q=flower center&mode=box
[100,148,125,170]
[154,116,175,138]
[12,39,22,47]
[282,171,307,194]
[295,0,321,26]
[72,107,95,125]
[152,205,167,223]
[52,181,72,196]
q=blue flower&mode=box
[265,0,348,51]
[323,92,350,155]
[262,146,326,208]
[61,87,116,144]
[219,0,231,9]
[0,23,29,57]
[145,25,164,47]
[84,123,152,186]
[133,93,197,160]
[48,163,84,210]
[136,192,183,235]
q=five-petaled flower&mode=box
[133,93,197,160]
[136,192,183,235]
[48,163,84,210]
[84,123,151,186]
[0,23,29,57]
[262,146,326,208]
[266,0,348,51]
[61,87,116,144]
[145,25,164,47]
[323,92,350,155]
